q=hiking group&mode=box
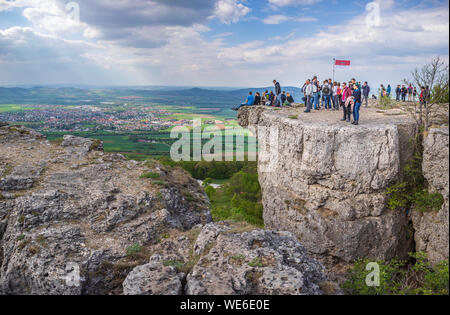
[233,78,371,126]
[382,84,429,106]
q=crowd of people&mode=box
[233,78,370,126]
[233,76,435,126]
[379,83,430,105]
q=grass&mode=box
[139,172,160,179]
[248,257,263,268]
[0,104,37,113]
[153,181,169,187]
[126,243,143,257]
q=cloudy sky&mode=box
[0,0,448,87]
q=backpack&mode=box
[322,85,330,95]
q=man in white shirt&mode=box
[332,82,339,110]
[304,79,314,113]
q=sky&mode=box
[0,0,448,88]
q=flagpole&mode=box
[333,58,336,82]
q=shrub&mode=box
[209,170,264,228]
[413,190,444,213]
[184,192,196,202]
[204,185,216,199]
[126,243,143,257]
[343,252,449,295]
[386,138,444,213]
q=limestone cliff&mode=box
[239,106,421,280]
[412,128,449,264]
[0,123,331,295]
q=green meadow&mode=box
[0,104,37,112]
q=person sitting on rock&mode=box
[254,92,261,105]
[233,92,255,111]
[285,93,295,106]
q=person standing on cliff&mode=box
[341,82,352,122]
[395,85,401,101]
[273,80,282,107]
[362,82,370,107]
[352,84,362,125]
[304,79,314,113]
[322,80,332,110]
[311,76,320,110]
[401,85,407,102]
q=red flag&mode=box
[335,60,351,66]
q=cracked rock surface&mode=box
[238,106,418,280]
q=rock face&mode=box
[412,127,449,264]
[1,124,333,295]
[238,106,418,279]
[0,124,211,295]
[123,222,335,296]
[123,254,184,295]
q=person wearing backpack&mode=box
[407,84,413,102]
[395,85,401,101]
[322,80,332,110]
[401,85,407,101]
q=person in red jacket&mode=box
[341,82,353,122]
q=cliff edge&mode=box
[238,106,424,280]
[0,123,334,295]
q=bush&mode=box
[386,139,444,213]
[342,253,449,295]
[204,185,216,199]
[126,243,143,257]
[210,170,264,228]
[413,190,445,213]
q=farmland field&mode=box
[0,104,37,112]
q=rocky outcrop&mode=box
[0,124,211,295]
[238,106,418,280]
[123,222,336,296]
[123,254,184,295]
[412,127,449,264]
[1,124,334,295]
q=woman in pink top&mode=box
[341,83,353,122]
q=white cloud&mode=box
[263,14,318,24]
[268,0,321,7]
[213,0,251,24]
[263,15,289,25]
[0,0,448,88]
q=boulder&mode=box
[123,222,337,295]
[123,255,184,295]
[186,224,332,295]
